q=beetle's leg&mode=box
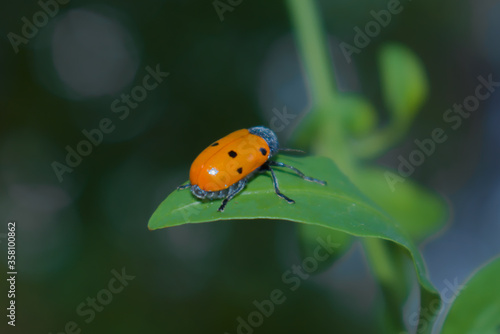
[177,183,191,190]
[278,148,306,154]
[263,164,295,204]
[218,180,247,212]
[268,161,326,185]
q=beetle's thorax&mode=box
[248,126,279,157]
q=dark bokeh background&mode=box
[1,0,499,333]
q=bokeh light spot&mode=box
[51,8,139,99]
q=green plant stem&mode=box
[286,0,337,110]
[286,0,351,174]
[352,122,409,160]
[363,238,400,289]
[363,238,407,331]
[286,1,408,332]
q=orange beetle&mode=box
[177,126,326,212]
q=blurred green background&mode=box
[1,0,500,333]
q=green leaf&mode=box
[354,44,430,159]
[380,43,428,126]
[149,156,439,330]
[298,224,352,272]
[352,167,448,241]
[441,256,500,334]
[340,95,378,138]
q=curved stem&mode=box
[286,1,407,333]
[286,0,349,173]
[286,0,338,109]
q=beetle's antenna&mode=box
[279,148,306,154]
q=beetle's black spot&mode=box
[237,167,243,174]
[211,142,219,147]
[260,148,267,156]
[228,150,237,158]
